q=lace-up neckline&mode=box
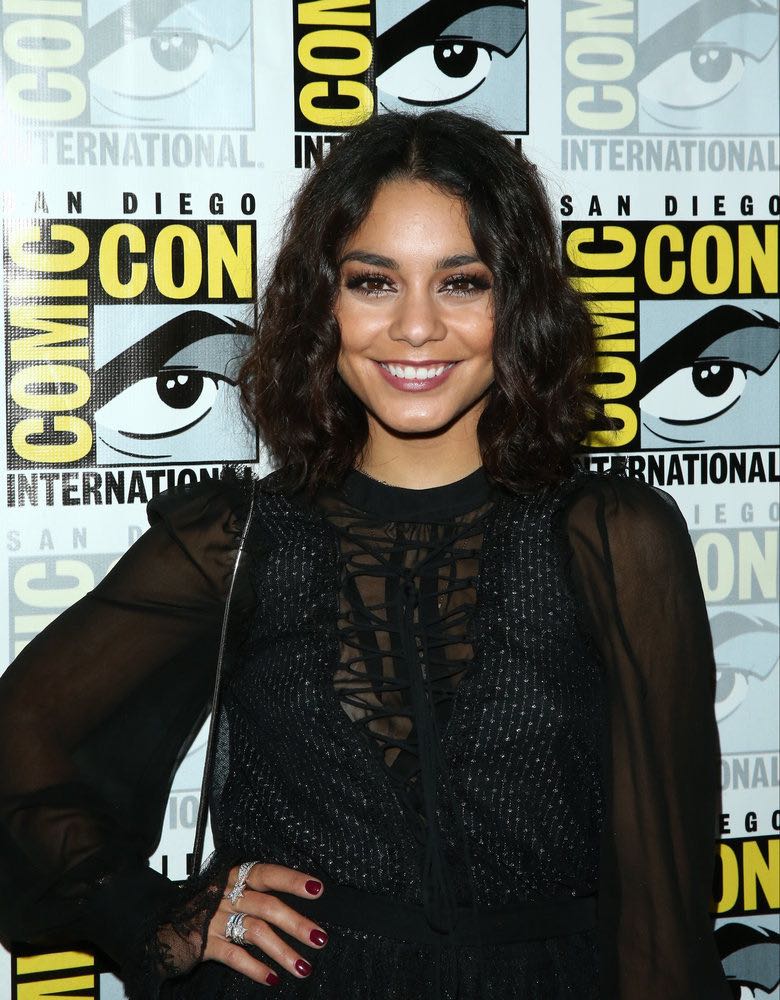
[314,467,498,935]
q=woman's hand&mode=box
[203,863,328,986]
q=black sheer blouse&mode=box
[0,466,730,999]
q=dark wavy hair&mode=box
[239,110,607,493]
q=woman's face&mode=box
[334,179,495,439]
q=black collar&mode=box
[340,466,497,521]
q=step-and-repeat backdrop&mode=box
[1,2,778,997]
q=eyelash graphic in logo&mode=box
[636,0,779,135]
[375,0,528,131]
[86,0,253,127]
[638,305,779,448]
[709,611,779,724]
[93,309,256,465]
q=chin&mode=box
[372,407,462,437]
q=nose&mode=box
[387,285,447,347]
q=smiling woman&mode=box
[243,109,603,493]
[0,110,730,1000]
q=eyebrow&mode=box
[339,251,484,270]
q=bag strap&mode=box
[191,488,256,874]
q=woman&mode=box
[0,111,730,999]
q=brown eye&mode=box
[441,273,492,296]
[344,271,395,296]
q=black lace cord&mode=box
[330,509,490,995]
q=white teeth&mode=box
[382,363,449,380]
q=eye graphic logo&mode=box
[562,0,779,136]
[637,0,779,136]
[92,306,256,465]
[1,0,253,128]
[292,0,528,143]
[711,610,779,728]
[638,303,780,449]
[88,0,253,128]
[376,0,528,131]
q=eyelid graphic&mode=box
[93,310,251,406]
[711,611,779,722]
[637,305,779,398]
[636,0,776,80]
[715,922,780,993]
[87,0,249,69]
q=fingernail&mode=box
[295,958,312,977]
[309,928,328,946]
[304,879,322,896]
[266,971,280,985]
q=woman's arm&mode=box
[0,476,252,996]
[555,473,732,1000]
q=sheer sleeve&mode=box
[554,473,731,1000]
[0,473,253,998]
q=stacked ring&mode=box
[226,860,261,906]
[225,911,249,945]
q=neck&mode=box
[359,409,483,489]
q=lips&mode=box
[375,360,458,392]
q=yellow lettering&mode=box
[154,225,202,299]
[4,71,85,120]
[11,415,92,463]
[645,225,685,295]
[207,225,252,298]
[10,363,90,411]
[565,37,634,81]
[742,840,779,911]
[10,305,89,361]
[3,18,84,68]
[99,223,148,298]
[298,28,371,75]
[566,225,636,270]
[738,224,778,294]
[298,0,370,27]
[690,225,733,295]
[565,84,635,130]
[298,79,373,126]
[593,353,636,399]
[586,402,636,448]
[8,224,88,273]
[15,562,94,608]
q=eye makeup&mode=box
[343,269,492,298]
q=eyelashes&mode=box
[344,270,492,298]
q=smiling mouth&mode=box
[379,361,456,378]
[375,360,458,392]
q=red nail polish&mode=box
[309,928,328,946]
[295,958,312,976]
[266,971,280,985]
[304,879,322,896]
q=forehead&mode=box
[344,182,474,251]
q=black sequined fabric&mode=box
[175,468,604,998]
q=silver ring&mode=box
[225,911,249,946]
[227,860,261,906]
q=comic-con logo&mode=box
[563,220,779,451]
[293,0,528,165]
[561,0,779,136]
[1,0,253,128]
[4,219,257,468]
